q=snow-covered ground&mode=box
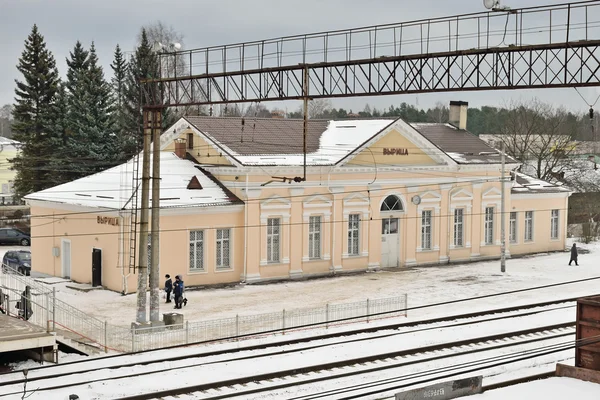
[5,239,600,328]
[474,377,600,399]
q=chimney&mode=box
[449,101,468,130]
[174,138,187,159]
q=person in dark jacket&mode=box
[173,275,184,309]
[164,274,173,303]
[569,243,579,266]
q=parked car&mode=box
[2,250,32,275]
[0,228,30,246]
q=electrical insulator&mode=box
[590,107,594,120]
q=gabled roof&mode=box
[410,123,518,164]
[185,116,395,166]
[180,116,520,167]
[25,153,241,210]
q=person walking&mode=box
[164,274,173,303]
[569,243,579,266]
[173,275,185,309]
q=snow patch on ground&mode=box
[474,377,600,399]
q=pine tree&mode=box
[110,44,131,160]
[11,24,60,197]
[65,41,89,94]
[65,42,118,178]
[45,82,71,186]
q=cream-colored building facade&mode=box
[26,102,570,293]
[0,137,18,200]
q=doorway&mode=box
[61,239,71,278]
[92,248,102,287]
[381,217,399,267]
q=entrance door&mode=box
[381,218,399,268]
[92,248,102,287]
[61,239,71,278]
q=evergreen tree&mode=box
[11,24,60,197]
[110,44,131,160]
[45,82,71,185]
[65,41,89,94]
[65,42,118,178]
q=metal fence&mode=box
[0,266,407,353]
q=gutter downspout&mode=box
[242,173,249,283]
[447,187,452,264]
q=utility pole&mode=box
[500,141,506,273]
[149,110,161,322]
[136,110,152,323]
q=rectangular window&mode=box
[187,132,194,149]
[484,207,494,245]
[189,230,204,271]
[551,210,559,240]
[348,214,360,256]
[266,218,280,263]
[453,209,464,247]
[509,212,517,243]
[216,228,231,269]
[524,211,534,242]
[421,210,432,250]
[308,216,322,259]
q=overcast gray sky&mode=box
[1,0,599,115]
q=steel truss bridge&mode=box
[141,0,600,108]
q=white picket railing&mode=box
[0,266,408,353]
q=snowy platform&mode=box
[65,283,103,292]
[0,315,56,360]
[33,277,70,285]
[474,377,600,399]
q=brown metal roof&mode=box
[410,123,517,164]
[184,116,330,156]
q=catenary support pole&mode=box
[150,109,162,322]
[136,110,152,323]
[500,141,506,273]
[302,65,309,181]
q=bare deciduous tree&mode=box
[308,98,332,119]
[0,104,13,138]
[427,101,449,123]
[496,99,576,181]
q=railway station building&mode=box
[25,101,570,293]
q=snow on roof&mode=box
[235,119,394,166]
[25,153,237,210]
[511,172,570,194]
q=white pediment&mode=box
[303,194,333,207]
[451,189,474,201]
[261,196,291,210]
[343,193,370,206]
[419,190,442,202]
[482,187,502,198]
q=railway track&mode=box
[0,296,579,386]
[0,300,577,400]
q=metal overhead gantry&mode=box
[135,1,600,320]
[143,1,600,107]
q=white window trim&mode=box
[453,208,465,248]
[188,228,207,275]
[307,215,323,261]
[417,205,440,252]
[266,217,282,264]
[550,209,560,241]
[342,208,370,258]
[260,214,290,266]
[481,200,501,246]
[449,202,472,249]
[509,212,518,244]
[524,211,534,243]
[345,213,361,258]
[302,210,331,262]
[419,209,434,252]
[215,227,233,272]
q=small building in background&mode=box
[0,137,19,204]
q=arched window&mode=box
[381,195,403,212]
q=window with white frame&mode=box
[421,210,432,250]
[189,230,204,271]
[524,211,534,242]
[216,228,231,269]
[484,207,494,245]
[308,216,322,259]
[348,214,360,256]
[266,218,280,263]
[551,210,559,240]
[453,208,464,247]
[509,212,517,244]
